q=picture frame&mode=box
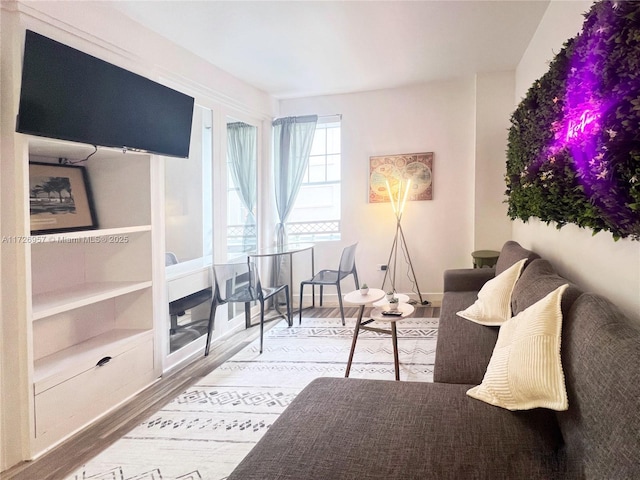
[369,152,434,203]
[29,162,98,234]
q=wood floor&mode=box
[2,305,440,480]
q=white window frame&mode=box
[287,116,342,243]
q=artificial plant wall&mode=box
[506,0,640,241]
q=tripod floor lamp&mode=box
[381,178,429,305]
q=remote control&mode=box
[382,311,402,316]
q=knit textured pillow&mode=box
[466,284,569,411]
[456,259,526,326]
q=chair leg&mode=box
[285,285,292,327]
[204,300,219,357]
[336,282,345,326]
[299,283,305,325]
[259,300,265,354]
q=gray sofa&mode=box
[227,241,640,479]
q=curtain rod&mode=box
[274,113,342,120]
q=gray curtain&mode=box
[227,122,257,251]
[272,115,318,247]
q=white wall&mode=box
[514,0,640,322]
[474,71,515,249]
[280,79,491,303]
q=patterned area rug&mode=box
[66,316,438,480]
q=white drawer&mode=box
[168,268,211,302]
[34,337,154,439]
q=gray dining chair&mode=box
[205,260,291,356]
[299,243,359,326]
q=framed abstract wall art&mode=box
[369,152,433,203]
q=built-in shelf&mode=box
[32,281,152,320]
[1,56,161,460]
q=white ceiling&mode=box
[111,0,550,99]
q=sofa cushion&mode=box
[228,377,566,480]
[556,293,640,479]
[495,240,540,276]
[443,267,496,292]
[511,259,582,317]
[467,284,569,411]
[434,291,499,385]
[457,259,526,326]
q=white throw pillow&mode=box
[456,259,527,326]
[466,284,569,411]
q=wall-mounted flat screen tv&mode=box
[16,30,194,158]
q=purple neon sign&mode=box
[565,109,599,142]
[543,19,616,188]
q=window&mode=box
[287,118,341,242]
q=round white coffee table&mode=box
[344,289,414,381]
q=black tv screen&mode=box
[16,30,194,158]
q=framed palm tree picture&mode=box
[29,162,97,234]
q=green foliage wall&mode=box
[506,0,640,241]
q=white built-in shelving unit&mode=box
[19,137,161,456]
